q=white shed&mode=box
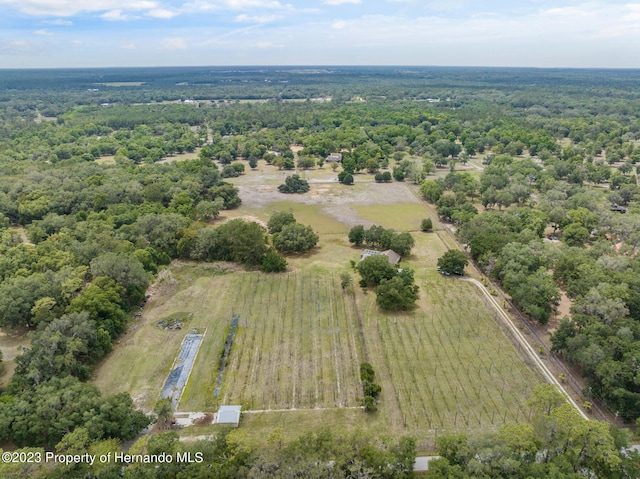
[216,405,242,427]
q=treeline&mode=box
[419,150,640,419]
[0,429,416,479]
[0,153,245,448]
[428,385,640,479]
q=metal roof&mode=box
[217,405,242,425]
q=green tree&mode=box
[207,183,241,209]
[193,198,225,221]
[192,219,268,266]
[339,172,354,185]
[90,252,149,303]
[297,156,316,170]
[437,250,468,275]
[504,269,559,324]
[390,231,415,256]
[0,376,148,448]
[221,164,239,178]
[420,217,433,232]
[67,276,126,338]
[340,272,352,291]
[376,275,419,310]
[273,223,319,253]
[562,223,590,247]
[348,225,365,246]
[420,179,444,203]
[154,398,174,430]
[357,255,397,286]
[278,174,310,193]
[267,211,296,234]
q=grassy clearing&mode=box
[156,150,201,164]
[94,179,545,450]
[259,201,348,235]
[355,202,428,231]
[95,156,116,165]
[93,265,233,412]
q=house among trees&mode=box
[325,153,342,163]
[610,203,628,213]
[360,249,401,265]
[216,405,242,427]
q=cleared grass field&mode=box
[93,179,545,449]
[355,202,428,231]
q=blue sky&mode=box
[1,0,639,68]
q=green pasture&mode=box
[262,201,348,235]
[355,202,427,231]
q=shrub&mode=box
[363,396,377,412]
[261,250,287,273]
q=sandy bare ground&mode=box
[0,330,29,361]
[547,290,572,335]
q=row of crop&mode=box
[372,279,543,434]
[219,270,361,410]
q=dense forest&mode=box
[1,66,640,476]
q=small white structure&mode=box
[216,405,242,427]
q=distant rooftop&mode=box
[360,249,401,265]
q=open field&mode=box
[95,257,543,448]
[94,176,545,449]
[95,155,116,165]
[92,264,233,412]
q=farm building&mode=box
[216,405,242,427]
[325,153,342,163]
[360,249,401,265]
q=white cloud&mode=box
[323,0,361,4]
[223,0,283,7]
[0,40,34,53]
[101,9,131,21]
[426,0,466,12]
[34,29,53,35]
[0,0,175,17]
[44,19,73,26]
[255,40,283,48]
[120,42,136,49]
[182,0,283,11]
[235,13,279,22]
[161,37,188,50]
[146,8,178,18]
[331,20,348,29]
